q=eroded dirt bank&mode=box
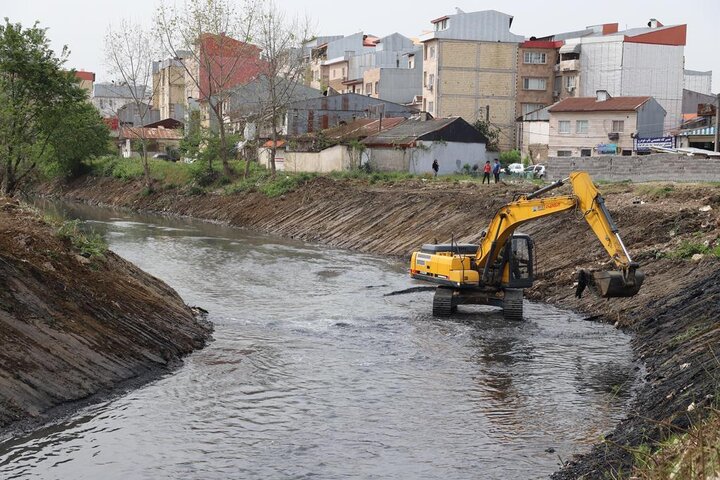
[41,176,720,477]
[0,199,212,432]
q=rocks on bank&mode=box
[0,198,212,430]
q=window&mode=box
[522,103,544,118]
[374,81,379,95]
[622,149,632,156]
[523,77,547,91]
[428,73,435,89]
[365,82,372,95]
[557,150,572,157]
[408,57,415,69]
[576,120,588,134]
[430,46,436,58]
[435,18,449,31]
[565,75,576,90]
[428,101,434,113]
[612,120,625,132]
[558,120,571,134]
[581,149,592,157]
[524,52,547,64]
[341,67,345,79]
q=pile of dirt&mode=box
[0,198,212,431]
[40,175,720,477]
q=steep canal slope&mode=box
[44,176,720,476]
[0,199,212,430]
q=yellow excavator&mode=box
[409,171,644,319]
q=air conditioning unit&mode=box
[608,132,619,140]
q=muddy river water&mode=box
[0,203,639,479]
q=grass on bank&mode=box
[86,155,538,198]
[628,409,720,479]
[56,219,108,258]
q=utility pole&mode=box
[715,93,720,152]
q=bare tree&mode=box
[105,19,157,189]
[253,2,313,176]
[156,0,258,177]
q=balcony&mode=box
[560,59,580,72]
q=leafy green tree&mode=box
[41,99,110,178]
[0,19,95,195]
[472,119,500,152]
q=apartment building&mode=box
[548,91,666,157]
[419,9,524,150]
[91,82,147,118]
[152,54,189,122]
[541,20,687,131]
[516,40,560,120]
[306,33,377,92]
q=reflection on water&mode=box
[0,201,639,479]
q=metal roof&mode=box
[548,96,652,112]
[361,117,486,147]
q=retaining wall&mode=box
[545,153,720,182]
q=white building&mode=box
[548,20,688,132]
[91,83,147,118]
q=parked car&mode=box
[524,164,546,178]
[506,163,524,175]
[152,153,177,162]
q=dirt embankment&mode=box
[41,175,720,477]
[0,198,212,432]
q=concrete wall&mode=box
[545,153,720,182]
[259,145,354,173]
[367,140,487,175]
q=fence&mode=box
[545,153,720,182]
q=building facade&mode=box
[516,41,561,122]
[153,55,188,122]
[547,92,666,157]
[419,9,524,151]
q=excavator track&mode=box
[502,288,524,321]
[432,287,456,317]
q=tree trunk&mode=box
[141,139,151,190]
[243,142,252,179]
[269,122,278,177]
[2,161,15,197]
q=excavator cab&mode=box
[487,234,534,289]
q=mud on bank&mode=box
[0,199,212,432]
[41,175,720,477]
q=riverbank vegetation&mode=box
[0,20,109,196]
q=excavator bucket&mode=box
[591,269,645,298]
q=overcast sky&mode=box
[6,0,719,89]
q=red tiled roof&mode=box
[548,96,652,113]
[262,140,286,148]
[74,70,95,81]
[323,117,406,141]
[120,127,183,140]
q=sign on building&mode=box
[596,143,619,154]
[634,136,675,152]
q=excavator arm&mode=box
[474,171,643,297]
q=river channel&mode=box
[0,202,639,479]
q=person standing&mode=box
[432,159,439,177]
[492,159,501,183]
[482,160,491,184]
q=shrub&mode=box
[57,220,107,258]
